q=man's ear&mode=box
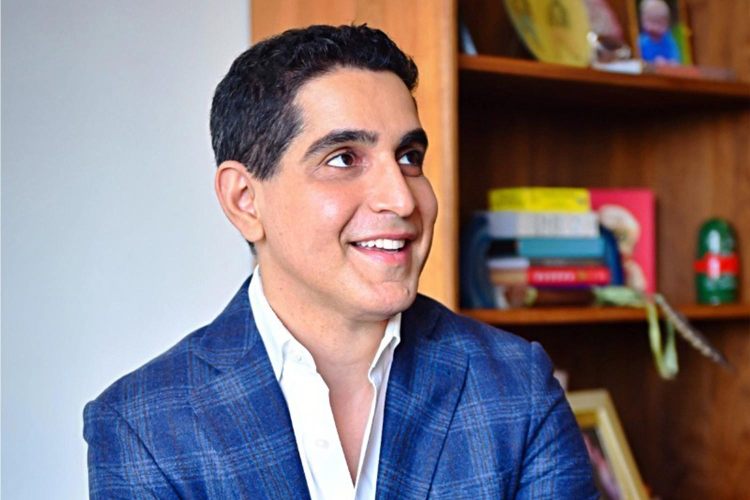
[214,160,264,243]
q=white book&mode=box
[485,211,600,238]
[486,256,530,270]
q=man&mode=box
[84,25,596,499]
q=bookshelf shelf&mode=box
[462,303,750,326]
[459,55,750,109]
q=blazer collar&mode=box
[189,281,468,498]
[377,295,470,499]
[192,277,258,372]
[189,276,310,498]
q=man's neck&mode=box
[255,266,393,481]
[258,267,388,384]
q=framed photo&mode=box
[567,390,648,500]
[633,0,693,64]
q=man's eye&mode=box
[326,152,356,168]
[398,150,424,167]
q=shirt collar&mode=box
[248,267,401,382]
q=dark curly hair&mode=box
[210,24,419,180]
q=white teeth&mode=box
[355,238,406,250]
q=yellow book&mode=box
[488,187,591,213]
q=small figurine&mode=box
[695,218,739,305]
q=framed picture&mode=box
[567,390,648,500]
[633,0,693,64]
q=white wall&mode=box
[2,1,252,497]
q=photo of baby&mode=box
[636,0,690,65]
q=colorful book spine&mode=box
[486,256,530,270]
[489,237,606,259]
[460,212,623,309]
[488,187,591,213]
[528,266,610,286]
[530,258,605,267]
[489,266,611,287]
[484,210,599,238]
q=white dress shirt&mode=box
[249,269,401,500]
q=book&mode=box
[460,213,623,309]
[493,285,597,309]
[530,258,606,268]
[590,188,656,293]
[485,256,530,270]
[484,210,599,238]
[488,237,606,259]
[489,265,612,287]
[488,187,591,213]
[487,256,609,269]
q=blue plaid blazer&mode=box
[84,277,597,499]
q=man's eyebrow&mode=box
[303,129,378,160]
[398,128,429,150]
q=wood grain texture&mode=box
[251,0,459,308]
[464,303,750,325]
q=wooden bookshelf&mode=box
[460,54,750,108]
[463,303,750,326]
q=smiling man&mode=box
[84,25,596,499]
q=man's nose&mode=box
[368,160,417,217]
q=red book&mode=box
[527,266,611,286]
[589,189,656,293]
[490,266,611,286]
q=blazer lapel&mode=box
[376,296,469,499]
[189,278,310,499]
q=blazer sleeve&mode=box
[84,400,180,500]
[514,342,599,500]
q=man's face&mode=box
[253,68,437,324]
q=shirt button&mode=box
[314,439,329,449]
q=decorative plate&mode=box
[503,0,593,67]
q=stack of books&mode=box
[486,188,618,308]
[461,187,654,309]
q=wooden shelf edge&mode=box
[677,303,750,321]
[461,303,750,326]
[459,54,750,101]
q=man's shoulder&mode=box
[408,294,562,400]
[409,294,542,386]
[88,325,212,418]
[88,278,254,419]
[412,294,532,356]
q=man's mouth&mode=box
[353,238,408,252]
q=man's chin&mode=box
[367,285,418,318]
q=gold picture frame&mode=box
[567,389,648,500]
